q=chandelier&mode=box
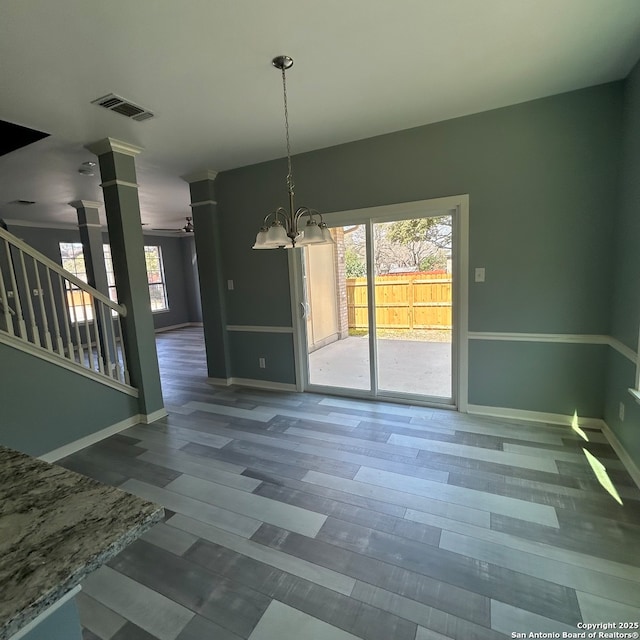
[253,56,333,249]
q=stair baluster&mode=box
[0,256,15,336]
[45,268,65,356]
[18,251,40,347]
[33,258,53,352]
[0,227,133,392]
[4,239,28,340]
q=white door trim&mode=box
[289,194,469,410]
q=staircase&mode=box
[0,226,134,393]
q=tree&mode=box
[385,217,451,272]
[345,246,366,277]
[387,217,451,250]
[419,251,447,272]
[341,217,451,277]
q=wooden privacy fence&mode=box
[346,272,452,330]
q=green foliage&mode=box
[387,218,436,244]
[383,217,452,272]
[345,246,366,277]
[387,217,451,250]
[419,252,447,271]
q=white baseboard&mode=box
[207,377,232,387]
[231,377,297,392]
[207,376,297,392]
[600,421,640,490]
[466,404,605,429]
[466,404,640,489]
[38,415,142,463]
[141,408,169,423]
[155,322,203,334]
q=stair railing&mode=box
[0,227,130,386]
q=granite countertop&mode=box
[0,445,163,640]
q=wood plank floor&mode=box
[60,327,640,640]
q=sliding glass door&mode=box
[298,202,459,406]
[373,216,452,398]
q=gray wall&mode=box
[181,235,202,323]
[137,232,197,329]
[605,59,640,468]
[214,82,623,412]
[0,341,139,456]
[5,225,201,329]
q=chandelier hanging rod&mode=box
[253,55,333,250]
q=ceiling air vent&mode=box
[9,200,36,205]
[91,93,154,122]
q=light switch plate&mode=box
[475,267,485,282]
[227,280,234,290]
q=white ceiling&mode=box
[1,0,640,230]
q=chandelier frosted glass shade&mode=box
[252,213,331,249]
[252,55,333,250]
[295,219,324,246]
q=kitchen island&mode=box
[0,445,163,640]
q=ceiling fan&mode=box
[152,216,194,233]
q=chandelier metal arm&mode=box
[294,207,323,225]
[260,207,289,228]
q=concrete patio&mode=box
[308,335,452,398]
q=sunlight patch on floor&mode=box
[583,448,623,505]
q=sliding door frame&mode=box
[288,194,469,410]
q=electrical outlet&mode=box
[619,402,625,421]
[259,357,266,369]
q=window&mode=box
[59,242,170,319]
[59,242,94,322]
[103,244,169,312]
[143,245,169,312]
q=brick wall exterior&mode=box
[332,227,349,339]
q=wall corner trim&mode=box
[100,179,139,189]
[182,169,218,183]
[600,421,640,490]
[86,138,143,157]
[610,337,638,364]
[38,415,142,462]
[141,408,168,423]
[69,200,102,210]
